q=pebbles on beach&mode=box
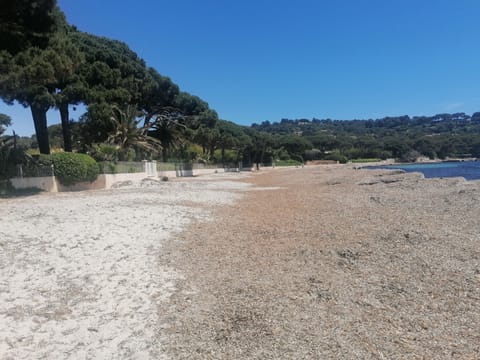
[158,166,480,359]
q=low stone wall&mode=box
[10,176,58,192]
[10,166,227,192]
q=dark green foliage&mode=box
[0,115,22,179]
[304,149,322,161]
[0,146,31,178]
[142,68,179,117]
[275,159,302,167]
[49,152,99,186]
[1,1,218,159]
[277,135,312,158]
[106,104,161,160]
[324,151,348,164]
[173,92,209,116]
[0,114,12,136]
[253,113,480,162]
[244,129,275,167]
[46,123,65,149]
[69,30,167,115]
[0,0,60,54]
[0,1,71,154]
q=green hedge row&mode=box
[41,152,99,186]
[274,159,302,166]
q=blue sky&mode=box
[2,0,480,135]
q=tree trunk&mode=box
[259,147,266,166]
[59,102,72,152]
[208,145,215,160]
[162,147,168,162]
[31,104,50,154]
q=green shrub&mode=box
[0,179,13,195]
[91,143,119,162]
[107,162,117,174]
[351,158,382,163]
[50,152,99,186]
[324,151,348,164]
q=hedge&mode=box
[47,152,99,186]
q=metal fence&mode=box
[156,162,176,172]
[14,160,236,179]
[98,161,145,174]
[16,163,54,178]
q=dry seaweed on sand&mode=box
[159,166,480,359]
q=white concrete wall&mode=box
[10,176,58,192]
[11,165,229,193]
[10,173,147,192]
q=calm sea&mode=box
[367,161,480,181]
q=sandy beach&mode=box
[0,175,252,359]
[1,166,480,359]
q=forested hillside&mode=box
[252,113,480,162]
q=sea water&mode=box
[367,161,480,181]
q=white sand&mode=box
[0,175,251,359]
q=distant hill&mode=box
[251,112,480,162]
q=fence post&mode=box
[17,164,23,178]
[151,161,157,177]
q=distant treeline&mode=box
[251,113,480,162]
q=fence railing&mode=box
[14,160,246,179]
[156,162,176,172]
[16,163,54,178]
[98,161,145,174]
[156,162,224,171]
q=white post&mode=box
[151,161,157,177]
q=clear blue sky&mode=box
[2,0,480,135]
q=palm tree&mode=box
[107,104,161,160]
[147,107,187,162]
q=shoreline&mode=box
[357,159,480,183]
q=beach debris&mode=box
[140,178,162,187]
[110,180,133,188]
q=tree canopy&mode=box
[0,1,218,155]
[0,113,11,136]
[0,0,60,53]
